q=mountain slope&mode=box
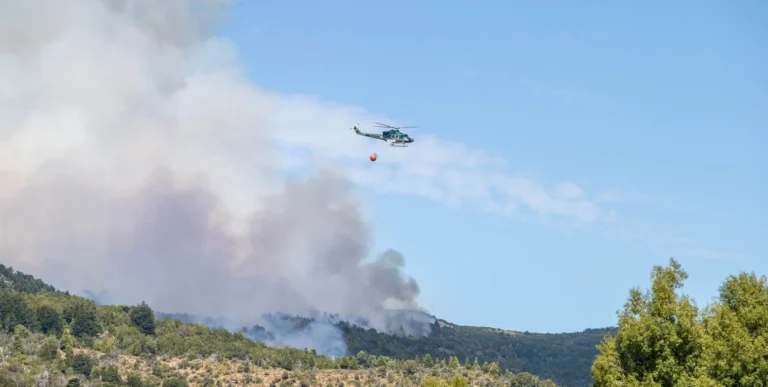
[165,311,610,386]
[340,319,614,387]
[0,264,58,293]
[0,291,534,387]
[0,263,604,386]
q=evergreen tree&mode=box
[0,292,37,332]
[423,353,433,367]
[36,304,62,335]
[129,301,156,335]
[71,305,100,338]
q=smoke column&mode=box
[0,0,431,354]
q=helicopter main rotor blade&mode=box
[373,122,418,130]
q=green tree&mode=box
[101,364,122,383]
[421,376,446,387]
[403,360,420,375]
[510,372,537,387]
[69,354,95,377]
[38,336,60,361]
[488,361,500,376]
[449,375,468,387]
[700,272,768,386]
[591,258,707,386]
[0,292,36,332]
[12,324,27,353]
[60,329,75,355]
[71,304,100,338]
[539,380,558,387]
[448,356,460,369]
[423,353,434,367]
[339,356,356,369]
[36,304,62,335]
[129,301,156,335]
[355,350,368,366]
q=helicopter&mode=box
[351,122,416,147]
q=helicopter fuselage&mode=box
[353,126,414,146]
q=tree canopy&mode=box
[591,258,768,386]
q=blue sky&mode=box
[218,0,766,333]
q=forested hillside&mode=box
[3,259,763,386]
[164,311,611,387]
[341,321,613,387]
[0,264,58,293]
[0,263,568,386]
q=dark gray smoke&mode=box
[0,0,432,355]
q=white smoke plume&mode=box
[0,0,432,353]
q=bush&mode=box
[162,377,187,387]
[126,373,143,387]
[38,336,60,361]
[102,365,122,383]
[69,354,94,377]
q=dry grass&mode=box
[74,348,491,386]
